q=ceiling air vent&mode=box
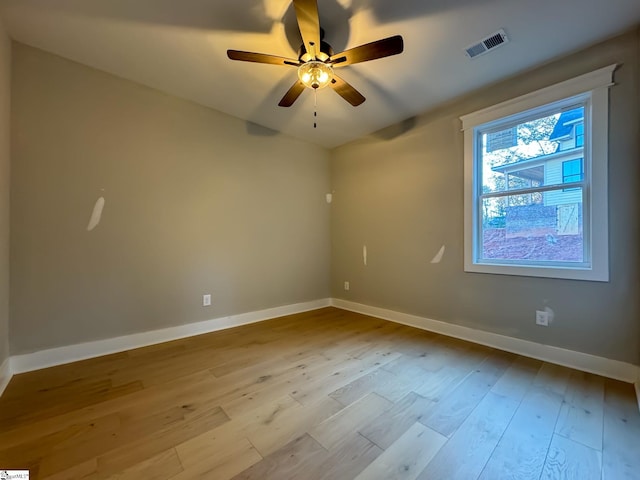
[464,29,509,59]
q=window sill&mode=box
[464,261,609,282]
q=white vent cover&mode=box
[464,29,509,59]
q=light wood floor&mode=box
[0,307,639,479]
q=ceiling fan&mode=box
[227,0,404,107]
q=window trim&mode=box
[461,65,616,282]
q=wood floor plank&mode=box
[247,396,344,457]
[417,392,521,480]
[94,405,230,478]
[420,350,514,437]
[359,392,434,450]
[409,339,478,372]
[602,379,640,479]
[209,349,278,378]
[0,379,144,430]
[41,459,98,480]
[109,348,224,388]
[381,354,431,379]
[329,365,416,406]
[387,332,439,359]
[533,363,572,396]
[540,434,601,480]
[290,349,401,406]
[354,422,446,480]
[307,433,383,480]
[216,353,334,417]
[105,448,184,480]
[309,392,392,450]
[173,437,262,480]
[2,352,130,398]
[490,355,541,400]
[411,365,471,402]
[0,370,218,452]
[477,386,564,480]
[0,412,121,472]
[555,371,604,450]
[174,395,298,468]
[206,351,327,404]
[37,404,193,477]
[231,434,326,480]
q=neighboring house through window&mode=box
[461,65,615,281]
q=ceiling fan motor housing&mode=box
[298,39,334,63]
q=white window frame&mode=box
[461,65,616,282]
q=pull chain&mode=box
[313,88,318,129]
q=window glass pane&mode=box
[575,123,584,147]
[481,189,584,263]
[480,107,585,194]
[507,166,544,189]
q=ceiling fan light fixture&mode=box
[298,61,333,90]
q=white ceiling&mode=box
[1,0,639,148]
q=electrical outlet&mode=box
[344,281,350,291]
[203,294,212,307]
[535,310,549,326]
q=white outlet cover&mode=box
[203,294,212,306]
[535,310,548,326]
[344,281,350,291]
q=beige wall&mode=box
[10,43,331,354]
[331,29,640,365]
[0,22,9,366]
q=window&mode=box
[461,65,615,281]
[562,158,583,191]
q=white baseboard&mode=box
[331,298,640,384]
[10,298,331,375]
[0,356,11,397]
